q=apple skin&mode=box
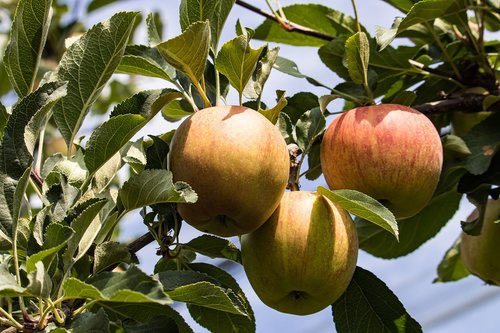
[241,191,358,315]
[320,104,443,219]
[461,199,500,285]
[169,105,289,237]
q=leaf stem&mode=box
[424,22,463,81]
[350,0,361,32]
[0,305,23,330]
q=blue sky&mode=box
[80,1,500,332]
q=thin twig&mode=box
[235,0,336,42]
[413,93,499,114]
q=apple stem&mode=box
[287,143,301,191]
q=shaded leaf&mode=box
[0,263,27,297]
[273,56,329,89]
[4,0,52,96]
[357,190,462,258]
[294,107,325,154]
[27,261,52,298]
[70,308,110,333]
[434,236,470,283]
[318,187,399,240]
[0,102,8,140]
[93,241,132,274]
[0,82,67,241]
[332,266,422,332]
[53,11,139,146]
[243,46,280,100]
[119,169,197,212]
[463,111,500,175]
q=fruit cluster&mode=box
[169,104,443,315]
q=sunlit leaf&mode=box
[119,169,197,212]
[52,11,139,146]
[4,0,52,96]
[319,187,399,240]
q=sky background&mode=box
[75,1,500,332]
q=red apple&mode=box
[241,191,358,315]
[169,105,289,237]
[320,104,443,219]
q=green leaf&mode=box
[282,92,320,125]
[332,266,422,332]
[294,107,325,154]
[65,198,107,264]
[186,263,255,333]
[85,89,181,175]
[318,187,399,240]
[258,91,287,124]
[0,81,67,241]
[145,136,170,170]
[65,265,172,304]
[434,236,470,283]
[345,32,370,85]
[0,263,27,297]
[399,0,468,31]
[122,315,191,333]
[158,270,247,315]
[4,0,52,97]
[42,151,89,188]
[52,11,139,146]
[179,0,235,51]
[185,234,241,263]
[146,12,162,46]
[357,190,462,258]
[273,56,329,89]
[27,261,52,298]
[243,46,280,100]
[254,4,348,46]
[157,21,210,83]
[305,141,322,181]
[463,111,500,175]
[117,45,175,81]
[215,34,264,99]
[379,0,418,13]
[93,241,132,274]
[119,169,197,212]
[26,223,74,272]
[162,99,194,122]
[0,102,8,140]
[70,308,110,333]
[318,38,351,80]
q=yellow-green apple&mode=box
[461,199,500,285]
[241,191,358,315]
[169,105,289,237]
[320,104,443,219]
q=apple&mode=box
[461,199,500,285]
[240,191,358,315]
[320,104,443,219]
[169,105,289,237]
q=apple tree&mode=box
[0,0,498,332]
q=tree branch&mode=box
[235,0,336,42]
[413,93,499,115]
